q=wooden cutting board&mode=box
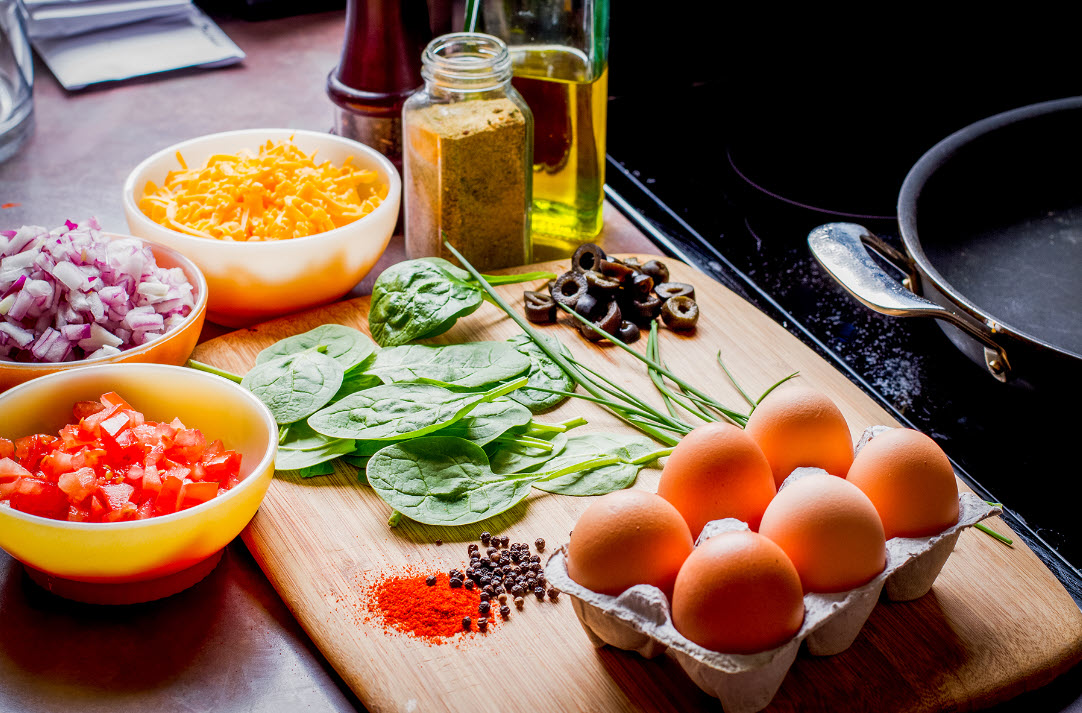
[193,255,1082,713]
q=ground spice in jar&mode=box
[366,572,495,643]
[405,97,529,271]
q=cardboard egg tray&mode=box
[544,426,1002,713]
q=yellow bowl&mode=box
[122,128,401,327]
[0,234,208,394]
[0,363,277,602]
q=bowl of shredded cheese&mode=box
[122,129,401,326]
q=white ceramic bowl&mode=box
[123,129,401,327]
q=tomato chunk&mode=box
[0,392,244,523]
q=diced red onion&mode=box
[0,220,195,363]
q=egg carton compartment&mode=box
[546,428,1002,713]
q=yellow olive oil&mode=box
[510,46,608,253]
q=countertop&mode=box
[0,11,652,712]
[1,8,1079,713]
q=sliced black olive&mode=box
[523,290,556,323]
[623,292,662,324]
[571,243,606,273]
[640,260,670,284]
[580,300,622,341]
[630,272,654,295]
[598,258,635,283]
[550,271,588,309]
[622,256,642,270]
[661,295,699,330]
[655,282,695,301]
[573,292,601,320]
[616,320,641,343]
[584,270,621,296]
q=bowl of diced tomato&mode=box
[0,363,277,603]
[122,128,401,327]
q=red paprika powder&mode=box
[366,571,495,643]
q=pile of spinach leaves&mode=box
[190,320,670,527]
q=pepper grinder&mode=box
[327,0,449,168]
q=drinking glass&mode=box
[0,0,33,163]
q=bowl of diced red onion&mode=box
[0,219,207,392]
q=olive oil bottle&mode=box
[478,0,610,254]
[511,46,607,251]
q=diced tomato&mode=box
[2,392,244,523]
[178,481,219,511]
[58,467,98,502]
[90,494,106,520]
[99,392,134,412]
[100,410,132,439]
[10,480,68,519]
[73,400,105,421]
[124,464,145,482]
[78,403,118,438]
[14,434,59,471]
[203,451,242,484]
[203,439,223,459]
[136,499,155,519]
[103,501,138,522]
[155,475,184,515]
[0,457,33,483]
[59,423,96,450]
[142,466,162,494]
[98,482,135,512]
[168,428,206,463]
[39,451,75,481]
[71,448,107,471]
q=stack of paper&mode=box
[25,0,245,90]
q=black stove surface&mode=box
[605,83,1081,605]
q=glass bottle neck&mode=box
[420,32,513,97]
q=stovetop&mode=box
[604,83,1081,606]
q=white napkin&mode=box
[26,0,245,90]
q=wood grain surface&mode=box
[192,255,1082,713]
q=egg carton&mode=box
[545,427,1002,713]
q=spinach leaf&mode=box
[487,430,568,475]
[367,436,539,526]
[368,260,483,347]
[506,333,575,412]
[242,349,344,425]
[366,342,531,389]
[300,462,337,478]
[307,378,526,441]
[532,433,658,496]
[256,324,376,371]
[368,259,556,347]
[334,369,383,401]
[436,398,532,446]
[276,422,356,471]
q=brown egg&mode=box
[672,530,804,654]
[846,428,960,539]
[759,473,886,593]
[566,489,694,597]
[744,385,855,486]
[657,422,776,536]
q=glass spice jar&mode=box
[402,32,533,271]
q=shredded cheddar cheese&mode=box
[138,139,388,241]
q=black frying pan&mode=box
[808,96,1082,389]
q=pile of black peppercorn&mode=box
[454,530,560,632]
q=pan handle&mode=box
[808,222,1011,382]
